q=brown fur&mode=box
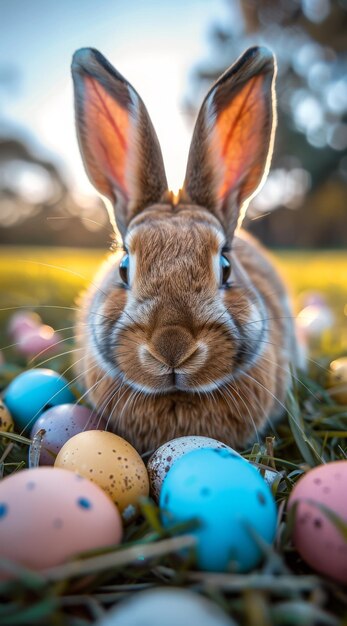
[72,47,298,454]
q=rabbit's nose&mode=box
[148,326,197,368]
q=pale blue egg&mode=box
[160,448,277,573]
[3,368,75,431]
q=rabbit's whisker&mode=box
[28,333,79,366]
[21,363,99,437]
[21,259,110,301]
[225,378,261,444]
[32,347,83,369]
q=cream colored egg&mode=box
[0,399,14,433]
[326,357,347,404]
[55,430,149,520]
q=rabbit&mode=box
[72,46,300,454]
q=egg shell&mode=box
[8,311,41,339]
[160,448,277,573]
[288,460,347,584]
[326,357,347,404]
[0,467,122,574]
[0,399,14,433]
[96,588,236,626]
[148,436,241,502]
[17,326,62,358]
[30,404,107,465]
[54,430,149,520]
[3,368,75,431]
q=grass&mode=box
[0,245,346,625]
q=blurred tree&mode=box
[0,65,111,247]
[0,137,111,247]
[184,0,347,247]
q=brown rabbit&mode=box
[72,46,300,454]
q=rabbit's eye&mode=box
[220,254,231,284]
[119,254,129,285]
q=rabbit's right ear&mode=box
[72,48,168,238]
[182,47,276,240]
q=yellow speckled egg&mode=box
[54,430,149,521]
[327,357,347,404]
[0,399,14,433]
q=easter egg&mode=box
[8,311,41,339]
[30,404,107,465]
[0,399,14,433]
[288,461,347,584]
[148,436,240,502]
[326,357,347,404]
[3,368,75,431]
[160,448,277,572]
[17,325,61,358]
[55,430,149,521]
[96,588,236,626]
[0,467,122,573]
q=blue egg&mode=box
[160,448,277,573]
[3,368,75,431]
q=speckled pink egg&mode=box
[0,467,122,574]
[8,311,41,339]
[288,461,347,584]
[30,404,107,465]
[17,325,61,357]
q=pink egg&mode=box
[30,404,107,465]
[0,467,122,574]
[8,311,41,339]
[17,325,62,357]
[288,461,347,584]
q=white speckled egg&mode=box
[54,430,149,521]
[147,436,240,502]
[0,467,122,574]
[288,460,347,584]
[96,588,236,626]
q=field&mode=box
[0,246,346,626]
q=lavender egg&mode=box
[30,404,106,465]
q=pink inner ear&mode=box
[213,74,267,203]
[84,75,131,197]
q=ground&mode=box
[0,246,346,625]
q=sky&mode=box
[0,0,232,197]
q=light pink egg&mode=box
[30,404,107,465]
[8,311,41,339]
[288,461,347,584]
[17,325,62,358]
[0,467,122,574]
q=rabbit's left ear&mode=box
[182,47,276,239]
[72,48,168,237]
